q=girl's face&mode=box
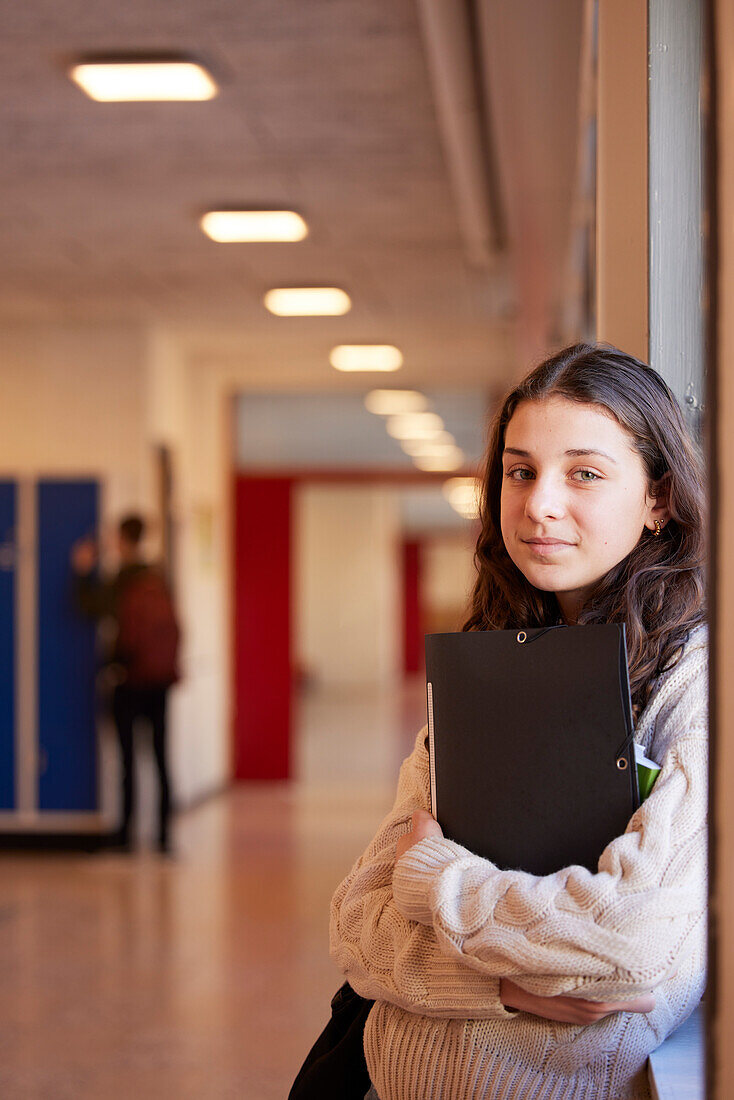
[500,397,668,622]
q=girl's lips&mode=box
[523,539,574,556]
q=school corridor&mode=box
[0,676,424,1099]
[4,0,734,1096]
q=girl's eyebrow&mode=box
[503,446,619,465]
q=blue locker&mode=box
[0,483,15,810]
[37,481,99,812]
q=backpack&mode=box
[116,568,181,687]
[288,982,373,1100]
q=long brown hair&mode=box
[463,343,706,716]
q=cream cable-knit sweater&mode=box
[330,625,707,1100]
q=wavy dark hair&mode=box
[463,343,706,717]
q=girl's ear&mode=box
[644,473,671,533]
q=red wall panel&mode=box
[402,539,424,674]
[233,477,292,779]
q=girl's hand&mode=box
[500,978,656,1024]
[395,810,444,864]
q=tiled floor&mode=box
[0,676,426,1100]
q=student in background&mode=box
[330,344,707,1100]
[71,514,180,854]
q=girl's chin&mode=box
[516,563,581,593]
[525,578,567,594]
[517,565,595,607]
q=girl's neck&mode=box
[555,594,581,625]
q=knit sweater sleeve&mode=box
[391,637,708,1003]
[329,726,516,1020]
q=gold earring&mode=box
[653,519,662,537]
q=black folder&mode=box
[424,625,639,876]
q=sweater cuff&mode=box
[393,836,470,924]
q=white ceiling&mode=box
[0,0,584,391]
[234,390,490,470]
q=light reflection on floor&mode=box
[0,676,426,1099]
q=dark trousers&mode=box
[112,684,171,845]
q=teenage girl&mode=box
[330,344,707,1100]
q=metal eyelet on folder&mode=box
[616,757,628,771]
[517,625,565,645]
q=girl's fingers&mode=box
[563,993,656,1015]
[502,980,657,1024]
[410,810,443,840]
[600,994,656,1014]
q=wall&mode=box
[713,1,734,1093]
[596,0,648,360]
[143,330,230,806]
[0,322,230,828]
[295,484,401,687]
[422,531,477,634]
[0,324,150,513]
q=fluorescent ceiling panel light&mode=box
[442,477,481,519]
[364,390,428,416]
[400,433,456,456]
[70,61,218,102]
[200,210,308,242]
[330,345,403,372]
[413,451,465,472]
[264,288,351,316]
[385,413,445,440]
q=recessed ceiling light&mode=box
[413,450,465,472]
[385,413,445,440]
[400,433,456,456]
[330,345,403,372]
[263,288,351,316]
[200,210,308,242]
[442,477,481,518]
[69,60,218,102]
[364,389,428,415]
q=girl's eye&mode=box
[503,467,601,482]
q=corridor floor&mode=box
[0,677,425,1100]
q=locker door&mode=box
[37,480,99,812]
[0,483,16,809]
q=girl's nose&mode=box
[523,477,566,522]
